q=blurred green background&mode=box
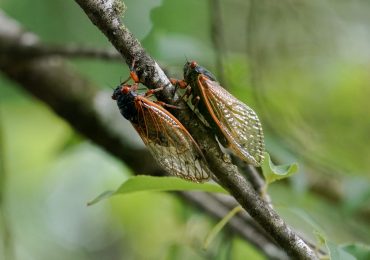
[0,0,370,259]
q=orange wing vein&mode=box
[197,76,264,166]
[132,96,211,182]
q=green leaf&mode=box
[88,175,228,206]
[87,190,115,206]
[203,206,243,250]
[261,152,298,185]
[341,243,370,260]
[327,241,356,260]
[313,230,327,250]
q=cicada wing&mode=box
[197,76,265,166]
[133,97,211,182]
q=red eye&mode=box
[190,61,197,69]
[121,85,130,94]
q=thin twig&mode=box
[73,1,318,258]
[208,0,227,87]
[0,42,123,61]
[246,0,263,107]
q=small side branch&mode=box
[208,0,227,86]
[0,42,123,61]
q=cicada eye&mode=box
[112,87,121,100]
[121,85,131,94]
[190,61,198,69]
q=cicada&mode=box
[112,75,211,182]
[172,61,265,166]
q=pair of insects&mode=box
[112,61,265,183]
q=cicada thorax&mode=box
[182,61,265,166]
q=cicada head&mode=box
[183,61,216,84]
[112,84,132,100]
[112,85,139,122]
[111,86,121,100]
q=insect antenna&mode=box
[120,75,131,85]
[106,81,116,90]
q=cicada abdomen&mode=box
[112,83,211,182]
[176,61,265,166]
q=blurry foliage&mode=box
[1,0,370,259]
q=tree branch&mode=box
[72,1,318,258]
[180,192,289,260]
[0,42,123,61]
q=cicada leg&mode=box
[175,85,193,104]
[144,87,182,109]
[170,78,188,89]
[129,59,140,83]
[126,60,167,99]
[191,95,201,110]
[120,76,131,85]
[145,87,164,97]
[170,78,193,104]
[154,101,181,110]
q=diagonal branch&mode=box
[73,0,318,258]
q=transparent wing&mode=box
[132,97,211,182]
[198,76,265,166]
